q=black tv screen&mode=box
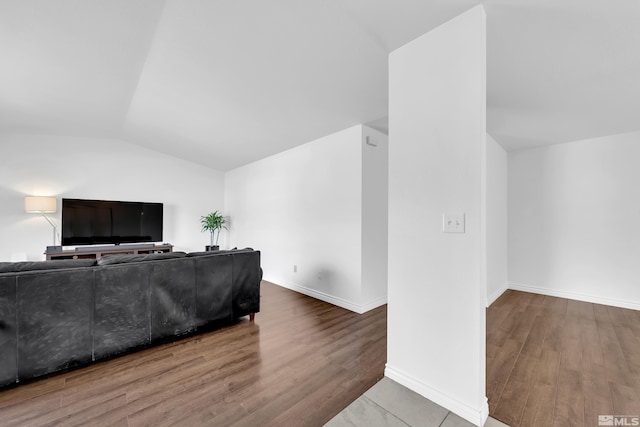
[62,198,163,246]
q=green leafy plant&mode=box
[200,211,227,247]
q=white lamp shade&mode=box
[25,196,57,213]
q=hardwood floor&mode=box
[9,280,631,426]
[487,290,640,427]
[0,281,387,427]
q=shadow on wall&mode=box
[303,264,338,295]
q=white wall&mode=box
[225,124,388,313]
[387,6,487,426]
[0,134,225,261]
[225,125,364,309]
[508,130,640,310]
[486,134,508,306]
[361,126,389,308]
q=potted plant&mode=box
[200,211,227,251]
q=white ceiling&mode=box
[486,0,640,151]
[1,0,638,170]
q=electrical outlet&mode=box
[443,212,465,233]
[293,264,297,273]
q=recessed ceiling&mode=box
[1,0,638,170]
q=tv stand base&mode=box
[45,244,173,260]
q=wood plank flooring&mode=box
[0,281,387,427]
[487,290,640,427]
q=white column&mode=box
[386,5,488,426]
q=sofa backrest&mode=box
[0,259,96,273]
[96,251,187,266]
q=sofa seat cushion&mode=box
[0,259,96,273]
[97,252,187,266]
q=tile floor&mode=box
[325,378,509,427]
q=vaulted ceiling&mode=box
[1,0,638,170]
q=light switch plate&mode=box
[443,212,465,233]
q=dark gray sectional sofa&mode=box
[0,249,261,388]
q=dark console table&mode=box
[45,244,173,260]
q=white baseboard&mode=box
[385,365,489,427]
[359,295,388,313]
[486,285,508,307]
[509,283,640,311]
[265,277,387,314]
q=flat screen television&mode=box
[61,198,163,246]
